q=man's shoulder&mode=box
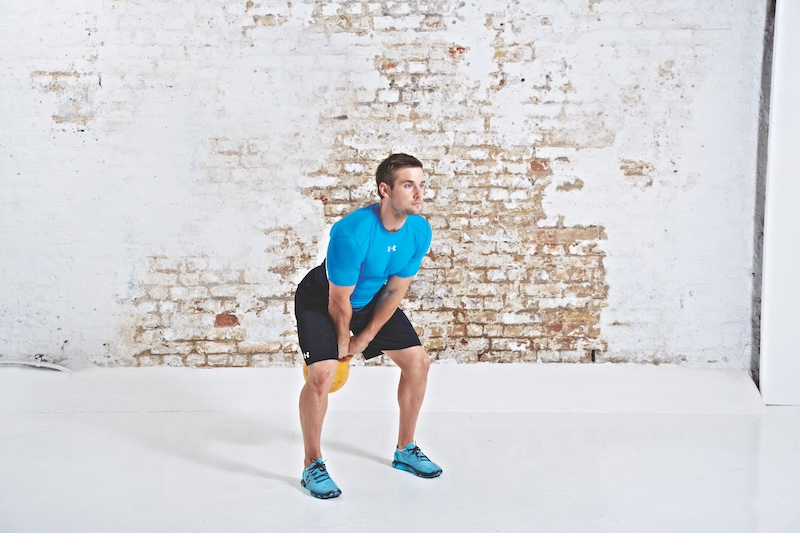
[330,204,378,237]
[406,213,432,237]
[407,213,431,229]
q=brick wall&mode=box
[0,1,769,369]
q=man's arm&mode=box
[328,282,356,360]
[348,275,414,356]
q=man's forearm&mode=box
[359,287,405,342]
[328,298,353,357]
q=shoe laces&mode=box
[405,445,431,462]
[307,460,333,483]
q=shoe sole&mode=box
[301,479,342,499]
[392,460,442,479]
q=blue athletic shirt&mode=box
[325,203,432,309]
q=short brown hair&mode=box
[375,153,423,198]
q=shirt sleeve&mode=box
[326,235,362,287]
[394,223,432,279]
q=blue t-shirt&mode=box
[326,203,432,309]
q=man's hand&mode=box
[338,342,352,362]
[347,332,372,357]
[348,276,414,356]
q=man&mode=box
[294,153,442,499]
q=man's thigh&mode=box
[384,345,429,372]
[296,308,339,365]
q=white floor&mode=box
[1,363,799,533]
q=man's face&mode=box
[385,167,425,215]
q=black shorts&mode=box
[294,264,422,366]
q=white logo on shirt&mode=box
[387,245,396,252]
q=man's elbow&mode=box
[328,295,351,314]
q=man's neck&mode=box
[378,198,408,232]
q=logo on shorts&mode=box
[303,352,310,359]
[387,245,396,252]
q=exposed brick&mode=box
[214,313,239,327]
[117,2,622,369]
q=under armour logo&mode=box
[303,352,310,359]
[387,245,396,252]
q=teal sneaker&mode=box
[301,459,342,499]
[392,443,442,478]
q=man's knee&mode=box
[395,346,430,375]
[305,360,338,394]
[414,346,431,372]
[415,348,431,373]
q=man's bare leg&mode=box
[385,345,442,478]
[385,345,431,449]
[299,359,338,467]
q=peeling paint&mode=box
[30,71,99,127]
[557,178,584,192]
[620,159,655,188]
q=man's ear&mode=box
[378,181,391,198]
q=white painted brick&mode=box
[179,273,200,286]
[355,89,377,103]
[136,329,163,345]
[250,354,271,367]
[373,15,424,31]
[138,356,161,367]
[321,3,342,17]
[348,4,365,15]
[208,285,249,298]
[169,287,210,300]
[159,301,177,314]
[387,2,412,16]
[207,354,230,366]
[344,162,366,173]
[147,286,170,300]
[134,300,158,314]
[1,0,768,371]
[186,355,207,368]
[407,60,428,74]
[199,271,224,284]
[377,89,400,103]
[488,188,509,201]
[143,272,178,286]
[372,16,395,30]
[195,341,236,355]
[140,315,162,329]
[486,269,508,282]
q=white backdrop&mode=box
[761,0,800,405]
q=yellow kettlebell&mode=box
[302,359,350,393]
